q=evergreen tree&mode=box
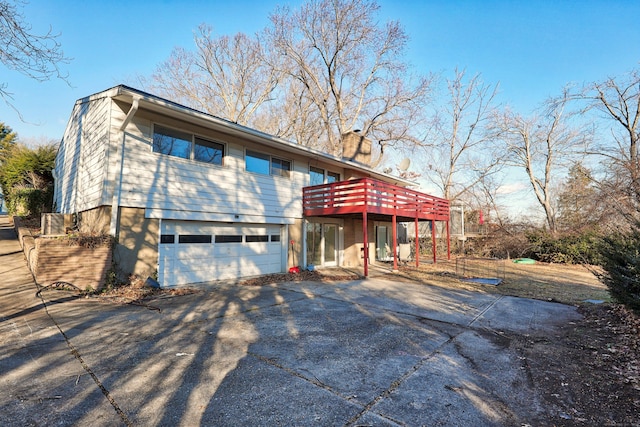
[598,222,640,313]
[557,162,598,231]
[0,122,17,155]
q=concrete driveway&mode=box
[0,215,581,426]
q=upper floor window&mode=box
[153,125,191,159]
[194,137,224,165]
[309,166,340,185]
[271,157,291,178]
[310,166,324,186]
[246,149,291,178]
[327,171,340,183]
[153,124,224,165]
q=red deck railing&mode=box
[303,178,449,221]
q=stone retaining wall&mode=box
[14,217,112,290]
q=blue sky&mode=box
[3,0,639,143]
[2,0,638,217]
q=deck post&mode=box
[431,219,437,264]
[363,212,369,277]
[392,214,398,271]
[415,217,419,268]
[446,220,451,260]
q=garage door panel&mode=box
[174,245,214,258]
[160,221,283,287]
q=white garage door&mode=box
[159,221,283,287]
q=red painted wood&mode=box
[303,178,450,221]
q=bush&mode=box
[524,230,601,265]
[597,225,640,313]
[0,143,56,217]
[7,187,52,217]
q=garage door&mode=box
[159,221,283,287]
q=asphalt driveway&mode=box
[0,215,581,426]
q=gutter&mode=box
[109,96,140,237]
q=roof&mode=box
[79,84,416,187]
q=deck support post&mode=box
[392,214,398,271]
[415,217,419,268]
[446,220,451,260]
[362,212,369,277]
[431,219,437,264]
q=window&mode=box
[178,235,212,244]
[215,235,243,243]
[246,235,269,243]
[310,166,324,186]
[246,150,291,177]
[153,124,225,165]
[246,150,270,175]
[271,158,291,178]
[309,166,340,185]
[194,137,224,165]
[153,125,191,159]
[270,234,280,242]
[160,234,175,244]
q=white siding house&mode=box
[54,85,420,287]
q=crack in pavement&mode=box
[34,284,134,427]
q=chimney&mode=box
[341,130,372,166]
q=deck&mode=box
[302,178,450,276]
[302,178,449,221]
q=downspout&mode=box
[109,97,140,237]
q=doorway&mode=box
[306,222,338,267]
[376,225,391,261]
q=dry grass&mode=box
[56,258,610,308]
[390,258,611,306]
[95,275,200,305]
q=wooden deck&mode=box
[303,178,450,276]
[303,178,449,221]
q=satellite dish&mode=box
[398,158,411,171]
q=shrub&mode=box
[0,143,56,217]
[524,230,601,265]
[597,224,640,313]
[7,187,52,217]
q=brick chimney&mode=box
[341,130,372,166]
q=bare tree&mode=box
[582,68,640,205]
[415,69,501,201]
[265,0,431,163]
[144,24,281,128]
[496,90,591,233]
[0,0,69,111]
[473,171,509,230]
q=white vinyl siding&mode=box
[112,115,305,221]
[54,95,111,213]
